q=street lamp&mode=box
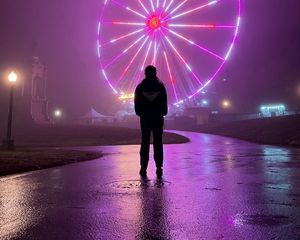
[222,100,231,109]
[54,109,62,118]
[2,71,18,150]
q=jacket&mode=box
[134,79,168,117]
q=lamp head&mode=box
[8,72,17,83]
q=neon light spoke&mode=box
[138,0,149,15]
[150,0,155,12]
[164,36,203,85]
[116,37,149,86]
[163,0,167,8]
[100,28,144,47]
[134,40,153,87]
[110,0,146,19]
[165,0,175,12]
[157,0,159,9]
[104,34,146,69]
[168,29,224,60]
[112,22,146,26]
[152,41,157,65]
[169,0,188,15]
[168,24,235,28]
[171,1,218,20]
[140,41,153,72]
[164,51,179,102]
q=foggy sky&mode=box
[0,0,300,120]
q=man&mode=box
[134,65,168,178]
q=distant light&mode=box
[119,93,134,100]
[202,99,208,105]
[260,104,286,111]
[54,109,62,118]
[8,72,17,83]
[260,104,286,117]
[222,100,231,108]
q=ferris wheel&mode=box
[97,0,241,105]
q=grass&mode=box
[7,125,189,147]
[0,149,102,177]
[196,114,300,146]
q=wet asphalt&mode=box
[1,131,300,240]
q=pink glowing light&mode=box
[138,0,150,15]
[164,36,203,85]
[110,0,146,19]
[164,51,178,102]
[134,41,153,87]
[168,24,235,28]
[116,37,149,87]
[147,16,161,30]
[97,0,241,105]
[167,28,224,61]
[167,1,218,20]
[104,34,146,69]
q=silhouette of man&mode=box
[134,65,168,177]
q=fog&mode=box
[0,0,300,124]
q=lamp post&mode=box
[2,72,17,151]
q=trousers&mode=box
[139,115,164,169]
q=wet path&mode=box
[1,131,300,239]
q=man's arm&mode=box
[134,85,142,117]
[162,85,168,116]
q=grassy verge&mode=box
[0,149,102,177]
[194,114,300,146]
[4,125,189,147]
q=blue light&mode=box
[260,104,286,117]
[202,100,208,105]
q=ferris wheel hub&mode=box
[147,16,161,30]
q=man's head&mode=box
[145,65,157,80]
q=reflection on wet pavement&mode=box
[1,131,300,239]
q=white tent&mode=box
[79,108,113,124]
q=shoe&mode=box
[156,167,163,178]
[139,168,147,177]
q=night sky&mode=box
[0,0,300,120]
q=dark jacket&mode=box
[134,79,168,117]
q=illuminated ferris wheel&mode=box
[97,0,241,105]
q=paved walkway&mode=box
[1,131,300,240]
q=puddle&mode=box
[108,179,171,189]
[233,214,290,227]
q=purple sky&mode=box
[0,0,300,118]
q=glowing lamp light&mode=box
[119,93,135,100]
[54,109,62,118]
[8,72,17,83]
[222,100,231,108]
